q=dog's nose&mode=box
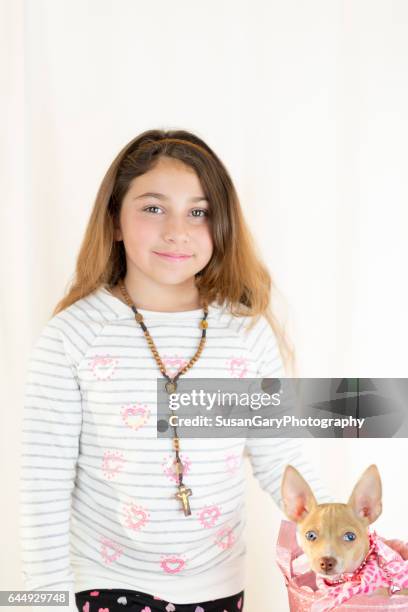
[319,556,337,572]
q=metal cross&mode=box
[175,483,192,516]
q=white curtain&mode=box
[2,1,408,609]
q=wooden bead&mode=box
[119,277,212,511]
[165,381,177,394]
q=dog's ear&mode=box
[281,465,318,523]
[347,464,382,525]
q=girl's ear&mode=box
[281,465,318,523]
[347,464,382,525]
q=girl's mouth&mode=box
[153,251,193,262]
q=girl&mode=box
[20,129,332,612]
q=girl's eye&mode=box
[343,532,356,542]
[191,209,209,217]
[305,530,318,541]
[142,206,209,217]
[143,206,163,214]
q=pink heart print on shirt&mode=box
[160,553,187,574]
[89,354,119,380]
[165,605,176,612]
[89,591,99,596]
[227,356,249,378]
[198,505,221,529]
[140,608,151,612]
[162,355,188,378]
[123,501,150,531]
[214,524,235,550]
[237,596,243,609]
[98,609,109,612]
[162,453,191,483]
[102,450,126,479]
[100,535,124,564]
[225,453,241,476]
[121,403,150,431]
[82,603,89,612]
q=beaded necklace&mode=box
[118,279,209,516]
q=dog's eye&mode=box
[305,530,318,541]
[343,531,356,542]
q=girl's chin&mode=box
[149,273,198,285]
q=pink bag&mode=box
[276,520,408,611]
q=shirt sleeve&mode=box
[19,319,82,612]
[244,316,335,510]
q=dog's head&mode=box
[281,464,382,576]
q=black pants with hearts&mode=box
[75,588,244,611]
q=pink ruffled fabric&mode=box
[311,532,408,612]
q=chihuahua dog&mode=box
[280,464,408,608]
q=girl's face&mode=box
[114,156,214,289]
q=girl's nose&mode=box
[163,218,190,241]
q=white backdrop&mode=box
[2,1,408,610]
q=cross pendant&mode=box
[175,483,192,516]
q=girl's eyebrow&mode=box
[133,191,208,202]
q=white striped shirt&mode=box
[19,285,331,609]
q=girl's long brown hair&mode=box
[52,129,295,373]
